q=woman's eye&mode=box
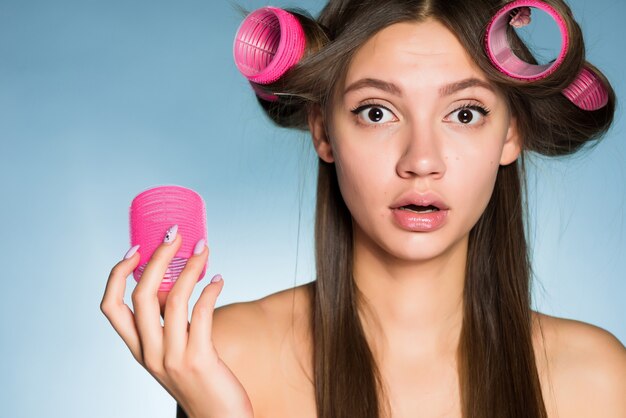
[448,106,488,125]
[352,105,396,124]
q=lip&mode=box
[390,191,450,211]
[389,190,449,232]
[391,207,448,232]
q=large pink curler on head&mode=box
[233,7,306,101]
[129,185,208,292]
[486,0,569,81]
[561,67,609,111]
[485,0,608,110]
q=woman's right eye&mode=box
[351,105,397,125]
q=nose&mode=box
[396,123,446,179]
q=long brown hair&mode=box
[242,1,616,417]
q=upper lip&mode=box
[390,191,450,210]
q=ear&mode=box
[308,104,334,163]
[499,114,522,166]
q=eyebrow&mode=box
[439,78,495,96]
[343,77,495,97]
[344,78,402,96]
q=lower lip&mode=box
[391,208,448,232]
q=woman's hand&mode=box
[100,231,254,418]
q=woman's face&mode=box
[310,19,521,262]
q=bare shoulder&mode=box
[212,282,312,353]
[532,311,626,417]
[211,283,314,413]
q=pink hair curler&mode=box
[129,185,208,292]
[561,67,609,111]
[233,7,307,101]
[485,0,608,110]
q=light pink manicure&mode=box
[193,238,207,255]
[163,224,178,244]
[124,245,140,260]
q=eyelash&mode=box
[448,103,491,126]
[349,102,491,126]
[350,102,396,126]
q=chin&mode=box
[388,241,451,262]
[380,226,469,263]
[354,217,468,262]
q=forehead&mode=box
[344,19,487,88]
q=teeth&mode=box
[401,208,437,214]
[399,205,439,214]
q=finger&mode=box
[132,226,182,367]
[159,291,191,334]
[188,274,224,354]
[100,249,144,362]
[163,240,209,362]
[158,291,168,319]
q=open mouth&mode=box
[398,204,440,214]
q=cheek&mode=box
[448,142,502,215]
[333,141,393,216]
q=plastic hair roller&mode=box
[129,185,208,292]
[485,0,608,110]
[233,7,307,101]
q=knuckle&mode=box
[131,288,150,305]
[154,240,180,260]
[165,293,186,311]
[181,260,200,275]
[109,263,124,276]
[100,301,114,316]
[149,249,166,263]
[163,356,182,375]
[187,254,207,270]
[110,261,132,278]
[143,355,164,375]
[132,351,144,365]
[185,355,206,374]
[130,292,141,306]
[192,302,211,318]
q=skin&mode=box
[101,234,254,418]
[310,18,520,367]
[102,18,626,418]
[308,19,521,415]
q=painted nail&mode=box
[163,224,178,244]
[193,238,207,255]
[211,274,223,283]
[124,244,140,260]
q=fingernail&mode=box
[193,238,207,255]
[163,224,178,244]
[211,274,222,283]
[124,244,140,260]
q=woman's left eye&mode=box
[447,106,489,125]
[351,105,397,125]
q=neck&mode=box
[353,225,467,361]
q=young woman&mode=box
[101,0,626,417]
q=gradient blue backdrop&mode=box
[0,0,624,416]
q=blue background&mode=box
[0,0,623,416]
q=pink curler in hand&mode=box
[233,7,307,101]
[485,0,608,110]
[129,185,208,292]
